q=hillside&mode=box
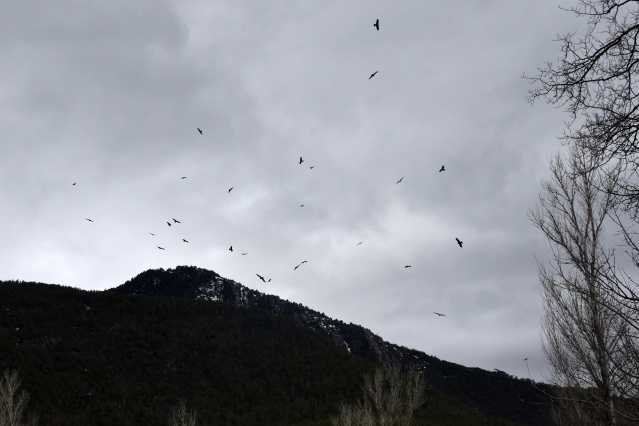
[0,266,556,425]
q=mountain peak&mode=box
[109,265,400,364]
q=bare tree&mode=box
[0,369,37,426]
[526,0,639,216]
[331,401,375,426]
[528,146,639,425]
[331,365,425,426]
[525,1,639,414]
[168,400,197,426]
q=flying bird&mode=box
[523,358,528,361]
[229,246,233,252]
[183,239,188,243]
[357,241,364,246]
[294,265,300,270]
[439,165,445,172]
[434,312,446,317]
[396,177,403,184]
[157,246,165,250]
[197,128,202,135]
[369,70,378,80]
[167,222,172,227]
[181,176,187,179]
[268,279,271,282]
[172,218,181,223]
[301,261,308,264]
[300,204,304,207]
[374,19,379,31]
[241,253,248,255]
[228,187,233,193]
[405,265,412,268]
[149,232,155,236]
[455,238,463,248]
[72,183,76,185]
[256,274,266,283]
[299,157,304,164]
[310,166,315,169]
[85,218,93,222]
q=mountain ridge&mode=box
[106,265,555,425]
[108,265,428,367]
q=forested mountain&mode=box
[0,266,556,425]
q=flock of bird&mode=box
[77,18,463,319]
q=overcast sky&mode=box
[1,0,602,382]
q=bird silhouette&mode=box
[357,241,364,246]
[172,218,181,223]
[256,274,266,283]
[182,239,188,243]
[299,157,304,164]
[229,246,233,252]
[268,278,271,282]
[405,265,412,268]
[228,187,233,193]
[197,128,202,135]
[157,246,165,250]
[396,177,403,184]
[523,358,528,361]
[294,265,300,270]
[374,19,379,31]
[181,176,187,179]
[439,165,445,172]
[85,218,93,222]
[167,222,172,227]
[310,166,315,169]
[434,312,446,317]
[72,183,76,185]
[149,232,155,236]
[300,204,304,207]
[369,71,378,79]
[301,260,308,264]
[455,238,463,248]
[241,253,248,255]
